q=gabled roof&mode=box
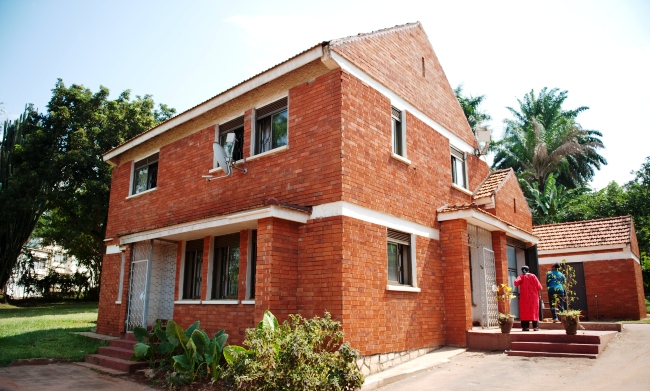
[473,169,512,199]
[533,216,635,251]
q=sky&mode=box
[1,0,648,190]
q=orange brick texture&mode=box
[539,260,646,321]
[440,219,472,346]
[491,231,510,314]
[485,173,533,233]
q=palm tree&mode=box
[492,88,606,190]
[454,84,491,135]
[520,174,582,225]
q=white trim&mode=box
[174,300,201,304]
[246,145,289,162]
[202,300,239,305]
[242,300,256,305]
[177,241,187,300]
[126,187,157,200]
[245,230,254,300]
[213,124,220,169]
[451,184,473,196]
[437,208,538,244]
[386,285,421,292]
[106,245,121,254]
[390,153,411,165]
[120,205,309,244]
[311,201,439,239]
[115,301,122,304]
[410,233,418,288]
[330,52,475,154]
[103,238,114,242]
[539,250,641,265]
[117,251,126,303]
[104,46,324,164]
[206,236,215,300]
[538,244,626,255]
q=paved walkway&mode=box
[0,363,154,391]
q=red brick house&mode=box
[97,22,538,374]
[534,216,646,321]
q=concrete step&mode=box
[508,350,598,359]
[511,341,600,354]
[84,354,148,373]
[122,333,138,341]
[73,361,128,376]
[110,338,139,350]
[511,333,602,344]
[97,346,136,360]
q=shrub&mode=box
[222,311,363,391]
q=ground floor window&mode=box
[183,240,203,299]
[387,228,411,285]
[211,233,240,300]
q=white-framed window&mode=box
[132,153,159,195]
[254,97,288,155]
[391,106,406,157]
[214,116,244,168]
[210,233,240,300]
[182,239,203,300]
[387,229,412,286]
[451,146,467,189]
[246,230,257,300]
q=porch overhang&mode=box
[117,205,309,245]
[437,208,538,245]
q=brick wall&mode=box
[491,231,510,314]
[440,219,472,346]
[97,252,125,336]
[488,174,533,232]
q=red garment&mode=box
[514,273,542,321]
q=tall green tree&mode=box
[0,106,57,296]
[34,80,175,289]
[454,84,491,135]
[520,173,584,225]
[492,88,606,190]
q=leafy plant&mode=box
[555,260,584,328]
[131,319,176,368]
[222,310,364,391]
[495,284,516,325]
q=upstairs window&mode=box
[387,229,412,286]
[211,233,240,300]
[391,106,404,156]
[215,116,244,168]
[132,153,158,195]
[451,146,467,189]
[255,97,288,154]
[183,240,203,300]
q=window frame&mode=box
[182,240,203,300]
[391,106,405,157]
[213,116,245,170]
[450,146,468,189]
[246,230,257,300]
[253,97,289,156]
[386,229,417,288]
[131,152,159,196]
[211,234,241,300]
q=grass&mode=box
[0,301,105,366]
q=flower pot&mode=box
[499,317,514,334]
[560,314,579,335]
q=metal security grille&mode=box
[126,241,151,331]
[146,241,177,326]
[481,248,499,328]
[257,97,288,118]
[391,106,401,119]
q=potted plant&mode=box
[555,260,584,335]
[495,284,516,333]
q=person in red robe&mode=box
[514,265,542,331]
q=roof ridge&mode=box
[329,22,421,47]
[533,215,632,229]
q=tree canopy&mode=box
[492,88,606,190]
[454,84,491,135]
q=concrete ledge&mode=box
[73,332,120,342]
[360,347,466,390]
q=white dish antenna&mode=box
[213,143,232,177]
[476,128,491,143]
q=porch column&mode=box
[255,217,300,322]
[491,231,509,314]
[440,219,472,346]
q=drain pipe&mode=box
[595,295,599,320]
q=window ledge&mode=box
[115,301,122,305]
[209,159,245,174]
[174,300,201,304]
[247,145,288,161]
[451,183,473,196]
[386,285,421,292]
[390,153,411,165]
[126,187,157,200]
[202,300,239,305]
[241,300,255,305]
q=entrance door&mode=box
[126,241,151,331]
[507,246,519,318]
[566,262,588,319]
[480,248,499,328]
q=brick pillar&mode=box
[255,217,299,322]
[491,231,509,314]
[440,219,472,346]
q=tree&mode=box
[34,79,176,290]
[0,106,57,297]
[520,173,583,225]
[492,88,606,190]
[454,84,491,135]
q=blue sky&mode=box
[1,0,648,189]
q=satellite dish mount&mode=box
[202,132,247,181]
[474,127,491,157]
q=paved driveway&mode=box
[0,363,154,391]
[378,323,650,391]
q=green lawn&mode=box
[0,301,105,366]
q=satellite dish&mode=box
[476,128,491,143]
[213,143,232,177]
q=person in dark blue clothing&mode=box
[546,263,566,322]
